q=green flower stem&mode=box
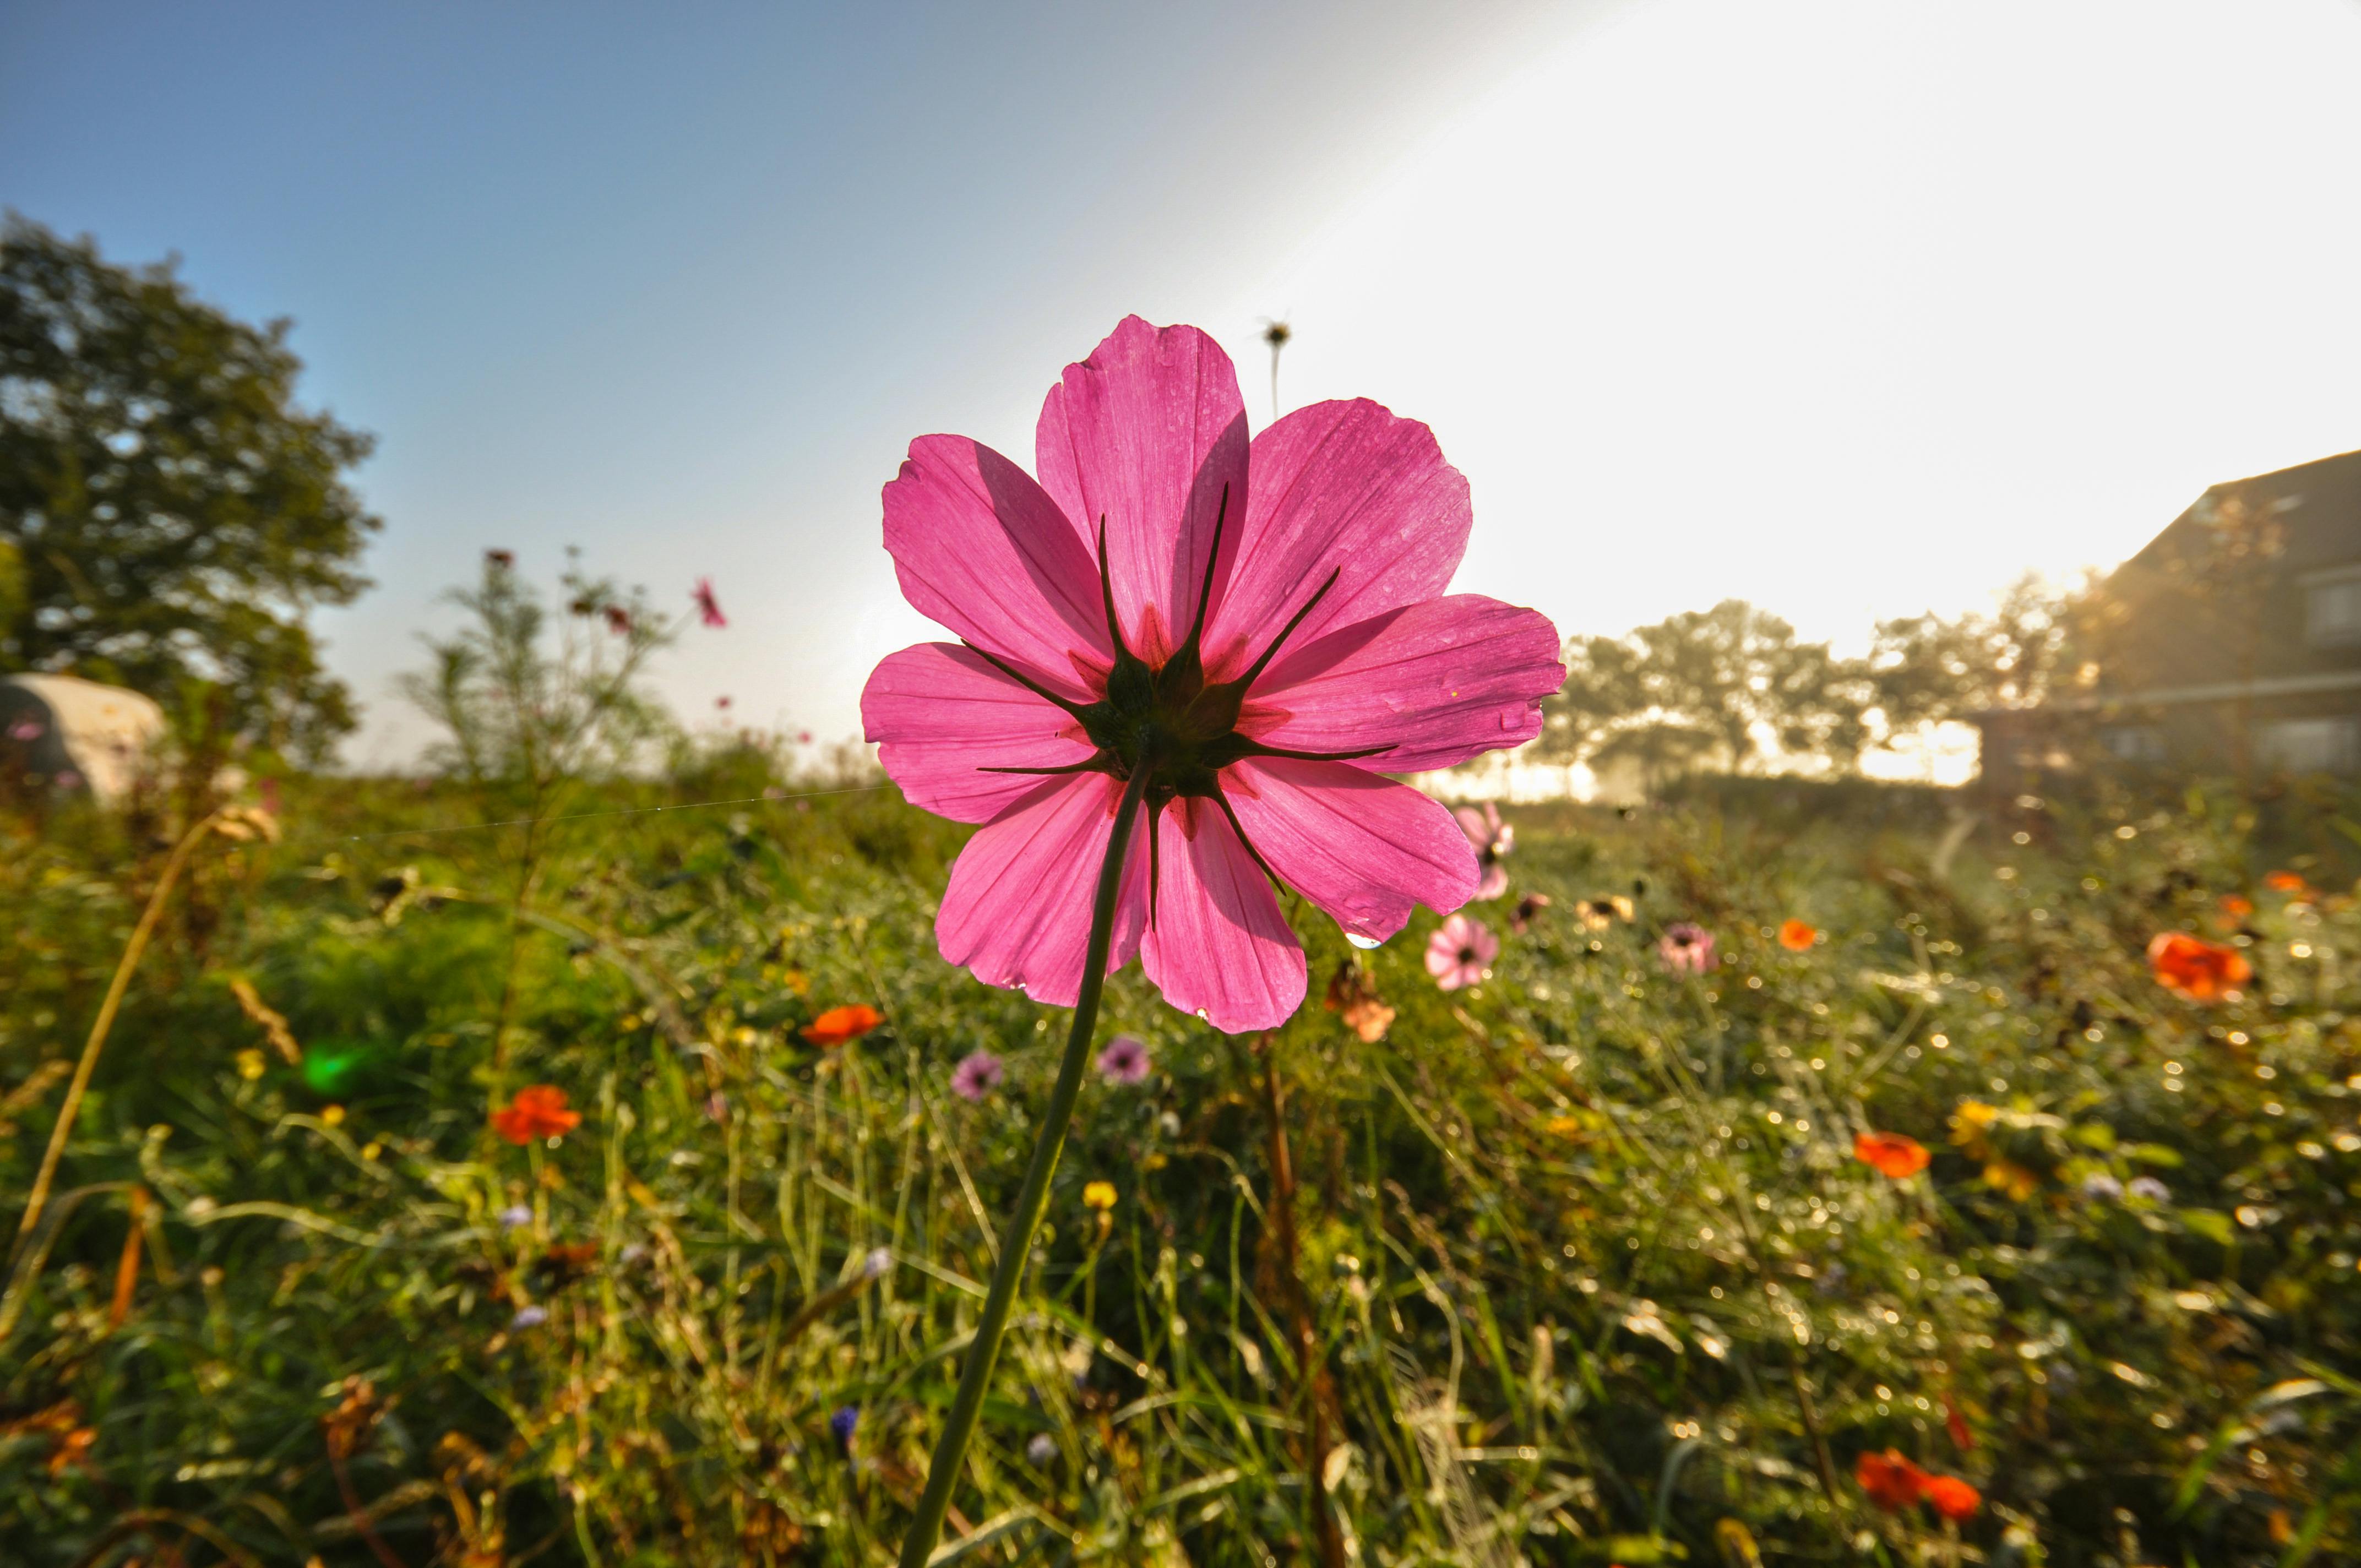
[897,767,1150,1567]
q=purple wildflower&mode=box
[1657,922,1717,975]
[509,1305,549,1330]
[2079,1173,2124,1202]
[951,1049,1004,1103]
[496,1204,533,1230]
[1096,1035,1150,1086]
[829,1405,859,1447]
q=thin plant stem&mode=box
[5,813,219,1298]
[895,769,1149,1567]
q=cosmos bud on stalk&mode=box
[862,317,1562,1565]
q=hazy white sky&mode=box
[8,0,2361,766]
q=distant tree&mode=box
[1867,573,2091,731]
[401,549,676,802]
[0,215,379,762]
[1536,600,1872,787]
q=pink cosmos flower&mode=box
[861,318,1564,1032]
[1425,913,1498,990]
[1454,802,1513,900]
[1658,921,1717,974]
[950,1049,1003,1103]
[694,577,728,628]
[1096,1035,1150,1085]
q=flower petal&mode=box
[883,434,1109,701]
[1221,758,1478,944]
[1035,317,1249,664]
[938,775,1147,1006]
[1243,596,1565,771]
[1140,796,1305,1032]
[1202,399,1470,681]
[863,643,1097,824]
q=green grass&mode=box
[3,769,2358,1566]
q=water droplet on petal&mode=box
[1195,1008,1209,1021]
[1347,932,1384,950]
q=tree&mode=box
[1536,600,1872,786]
[0,215,379,762]
[1867,573,2090,731]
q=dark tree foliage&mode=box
[0,215,379,761]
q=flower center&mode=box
[961,488,1393,912]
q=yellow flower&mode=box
[1082,1181,1117,1211]
[1983,1160,2039,1202]
[320,1104,346,1128]
[235,1049,266,1081]
[1949,1098,1998,1146]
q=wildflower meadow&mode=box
[4,318,2360,1568]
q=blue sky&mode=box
[8,1,2361,769]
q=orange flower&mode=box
[1854,1130,1932,1179]
[2145,931,2251,1001]
[1855,1449,1929,1511]
[492,1085,581,1146]
[2217,894,2253,922]
[802,1004,884,1047]
[2264,870,2311,896]
[1778,918,1818,951]
[1920,1474,1981,1522]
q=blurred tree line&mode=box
[0,215,378,766]
[1535,576,2093,787]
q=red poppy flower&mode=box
[602,605,634,636]
[1920,1474,1981,1522]
[2217,894,2253,921]
[1778,918,1818,951]
[2264,870,2311,895]
[1855,1449,1929,1511]
[1943,1391,1976,1452]
[1854,1130,1932,1178]
[2145,931,2251,1001]
[492,1085,581,1146]
[802,1004,885,1048]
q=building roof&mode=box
[2096,447,2361,697]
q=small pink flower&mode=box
[950,1049,1003,1102]
[1425,913,1498,990]
[7,719,42,742]
[861,318,1564,1032]
[1096,1035,1150,1085]
[1454,802,1514,900]
[694,578,728,628]
[602,604,633,636]
[1657,922,1716,974]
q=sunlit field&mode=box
[6,753,2358,1567]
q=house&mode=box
[1975,448,2361,794]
